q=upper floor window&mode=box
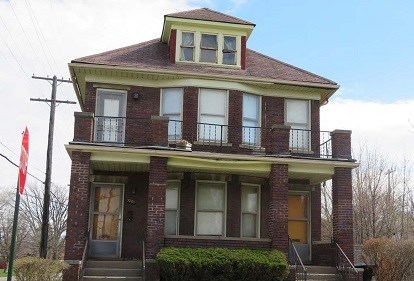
[165,181,180,235]
[242,93,260,145]
[161,88,183,140]
[285,99,310,150]
[95,89,127,143]
[223,36,236,65]
[180,32,195,61]
[198,89,228,142]
[200,34,217,63]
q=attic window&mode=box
[200,34,217,63]
[223,36,236,65]
[180,32,194,61]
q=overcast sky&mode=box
[0,0,413,190]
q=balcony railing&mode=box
[88,116,333,158]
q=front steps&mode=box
[83,260,143,281]
[306,266,337,281]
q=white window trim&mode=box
[160,88,184,141]
[240,183,261,238]
[197,88,229,143]
[194,180,227,237]
[242,93,262,146]
[176,30,241,67]
[200,32,218,63]
[165,180,181,235]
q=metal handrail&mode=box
[142,240,146,281]
[79,229,90,281]
[336,243,360,280]
[288,238,307,281]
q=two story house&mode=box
[64,8,358,281]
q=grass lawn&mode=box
[0,271,12,277]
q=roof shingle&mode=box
[166,7,255,26]
[72,39,336,86]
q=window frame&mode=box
[285,99,311,150]
[198,88,229,143]
[222,35,237,65]
[242,93,261,146]
[240,183,261,238]
[200,33,218,63]
[160,88,184,141]
[164,180,181,236]
[179,31,195,62]
[194,181,227,237]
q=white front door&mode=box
[89,183,124,258]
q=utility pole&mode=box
[31,75,76,258]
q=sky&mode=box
[0,0,413,190]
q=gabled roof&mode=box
[166,7,255,26]
[72,39,336,86]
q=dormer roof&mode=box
[161,7,255,43]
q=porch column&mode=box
[268,164,289,255]
[311,185,322,242]
[332,167,354,262]
[145,156,167,259]
[63,152,91,281]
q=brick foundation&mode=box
[164,236,271,249]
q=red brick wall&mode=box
[332,167,354,262]
[146,157,167,259]
[84,82,96,112]
[311,184,322,242]
[268,164,289,254]
[311,100,321,156]
[164,237,271,249]
[260,184,269,238]
[179,173,195,235]
[64,151,91,281]
[169,29,177,64]
[331,130,352,159]
[228,90,243,148]
[182,87,198,142]
[226,176,241,237]
[73,112,94,142]
[241,36,246,70]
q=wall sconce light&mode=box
[133,92,139,100]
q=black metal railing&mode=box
[142,240,146,281]
[91,116,333,158]
[336,243,360,280]
[288,238,307,281]
[79,229,90,281]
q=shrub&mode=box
[14,256,69,281]
[362,238,414,281]
[156,247,289,281]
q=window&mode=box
[242,93,260,145]
[195,182,226,236]
[165,181,180,235]
[241,184,260,238]
[180,32,194,61]
[285,99,310,150]
[223,36,236,65]
[161,88,183,140]
[198,89,228,142]
[95,89,127,143]
[200,34,217,63]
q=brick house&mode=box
[64,8,358,280]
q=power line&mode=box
[0,152,44,184]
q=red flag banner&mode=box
[18,127,29,195]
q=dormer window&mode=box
[223,36,236,65]
[200,34,217,63]
[180,32,195,61]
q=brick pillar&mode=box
[169,29,176,64]
[226,176,241,237]
[263,125,291,155]
[146,156,167,259]
[73,112,94,142]
[332,167,354,262]
[311,185,322,242]
[241,36,247,70]
[63,152,91,281]
[182,87,198,143]
[150,116,169,146]
[268,164,289,254]
[179,172,195,235]
[331,130,352,160]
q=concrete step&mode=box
[86,260,142,269]
[307,273,337,281]
[83,277,142,281]
[84,268,141,277]
[306,266,337,274]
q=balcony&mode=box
[73,113,352,160]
